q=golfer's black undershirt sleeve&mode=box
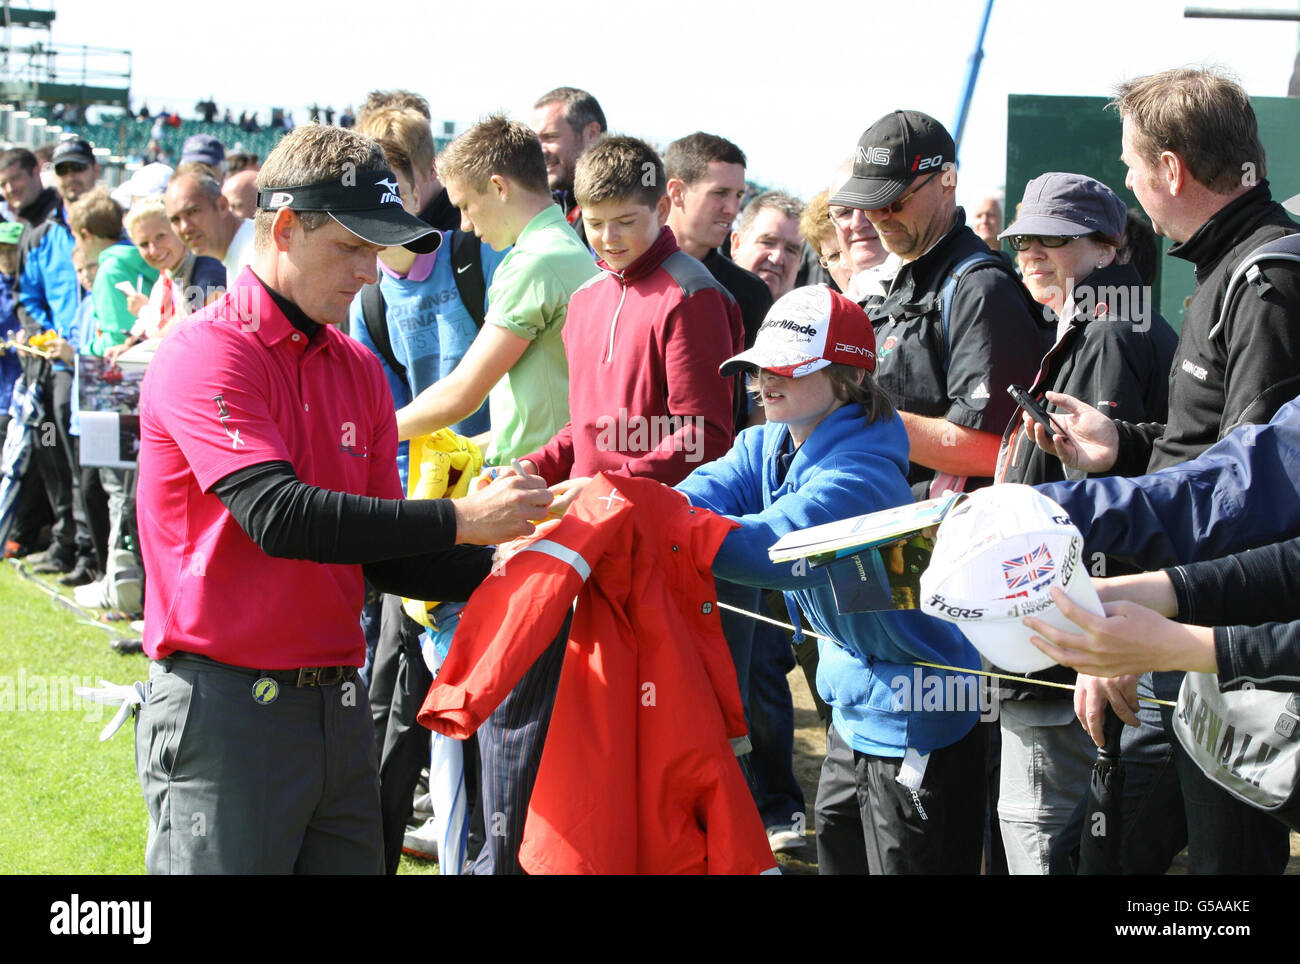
[211,460,459,563]
[362,546,493,602]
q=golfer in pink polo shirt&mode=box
[133,124,552,875]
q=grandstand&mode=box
[0,1,461,179]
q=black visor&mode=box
[257,169,441,254]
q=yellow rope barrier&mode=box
[716,600,1176,708]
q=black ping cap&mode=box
[830,110,955,211]
[52,137,96,170]
[257,168,440,253]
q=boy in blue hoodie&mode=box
[675,285,986,874]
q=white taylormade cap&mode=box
[918,484,1104,673]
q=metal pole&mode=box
[1184,4,1300,94]
[1185,6,1300,20]
[953,0,995,155]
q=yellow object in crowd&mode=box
[402,428,485,629]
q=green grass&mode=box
[0,561,149,874]
[0,561,448,875]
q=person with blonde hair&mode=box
[105,198,225,361]
[359,105,455,230]
[800,189,852,293]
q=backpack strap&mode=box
[938,249,1008,374]
[929,249,1027,500]
[450,229,487,330]
[359,282,405,381]
[1210,233,1300,342]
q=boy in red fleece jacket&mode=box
[514,135,744,500]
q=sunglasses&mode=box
[1006,234,1084,251]
[829,171,943,226]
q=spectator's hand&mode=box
[125,291,149,317]
[51,335,74,365]
[13,328,27,346]
[1023,391,1119,473]
[548,477,592,517]
[1073,673,1141,747]
[1026,587,1218,682]
[452,472,552,545]
[104,342,130,367]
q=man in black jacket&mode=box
[831,110,1047,499]
[531,86,606,248]
[664,131,772,431]
[828,110,1047,875]
[662,132,771,803]
[1031,67,1300,875]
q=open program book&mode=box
[767,493,967,613]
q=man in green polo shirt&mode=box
[395,113,596,464]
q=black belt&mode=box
[165,650,357,687]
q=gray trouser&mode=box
[136,654,383,874]
[997,698,1097,875]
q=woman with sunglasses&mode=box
[996,173,1177,487]
[992,172,1178,875]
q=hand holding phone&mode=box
[1007,385,1065,437]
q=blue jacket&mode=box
[1038,393,1300,569]
[16,210,79,339]
[676,402,979,756]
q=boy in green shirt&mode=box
[395,113,596,465]
[68,188,159,356]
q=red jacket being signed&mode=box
[417,473,774,875]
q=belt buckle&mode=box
[296,666,343,687]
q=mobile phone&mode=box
[1007,385,1064,437]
